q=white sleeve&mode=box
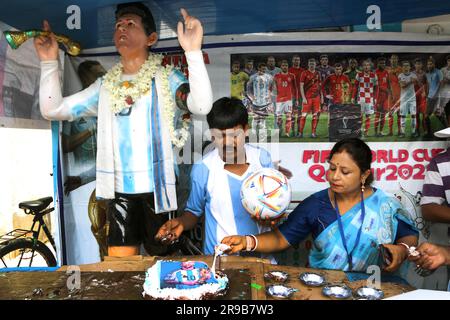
[185,51,213,115]
[40,60,100,121]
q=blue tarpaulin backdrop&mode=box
[0,0,450,49]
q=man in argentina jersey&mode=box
[247,63,274,142]
[155,98,277,255]
[398,61,418,138]
[35,3,213,257]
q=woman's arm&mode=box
[383,235,418,272]
[221,228,290,254]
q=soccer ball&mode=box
[240,168,291,220]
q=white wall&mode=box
[0,128,54,237]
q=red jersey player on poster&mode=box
[317,54,335,113]
[299,58,323,138]
[352,60,378,137]
[322,63,352,105]
[274,60,297,137]
[289,55,305,136]
[413,58,428,136]
[387,54,402,135]
[374,57,391,137]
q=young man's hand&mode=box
[221,235,246,254]
[155,218,184,244]
[177,8,203,52]
[34,20,59,61]
[252,212,286,229]
[409,242,449,270]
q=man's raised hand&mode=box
[33,20,59,61]
[177,8,203,52]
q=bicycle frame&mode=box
[28,207,57,252]
[0,206,56,267]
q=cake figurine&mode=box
[142,260,229,300]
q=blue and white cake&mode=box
[142,260,229,300]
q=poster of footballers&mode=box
[231,52,450,142]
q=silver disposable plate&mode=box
[266,284,297,299]
[299,272,325,287]
[322,284,352,299]
[354,286,384,300]
[264,271,289,282]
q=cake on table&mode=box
[142,260,229,300]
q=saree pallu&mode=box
[309,189,415,273]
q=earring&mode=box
[361,181,365,193]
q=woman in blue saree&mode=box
[222,138,419,273]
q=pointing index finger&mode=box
[180,8,188,21]
[43,20,52,32]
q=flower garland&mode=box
[103,54,190,148]
[159,64,191,148]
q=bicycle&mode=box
[0,197,57,268]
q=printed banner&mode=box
[230,51,450,142]
[56,32,450,289]
[0,22,49,129]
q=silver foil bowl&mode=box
[266,284,297,299]
[322,284,352,299]
[264,271,289,283]
[299,272,325,287]
[354,286,384,300]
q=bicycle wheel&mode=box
[0,238,57,268]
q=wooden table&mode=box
[1,255,413,300]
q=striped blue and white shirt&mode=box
[247,73,273,107]
[185,144,273,254]
[63,69,187,194]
